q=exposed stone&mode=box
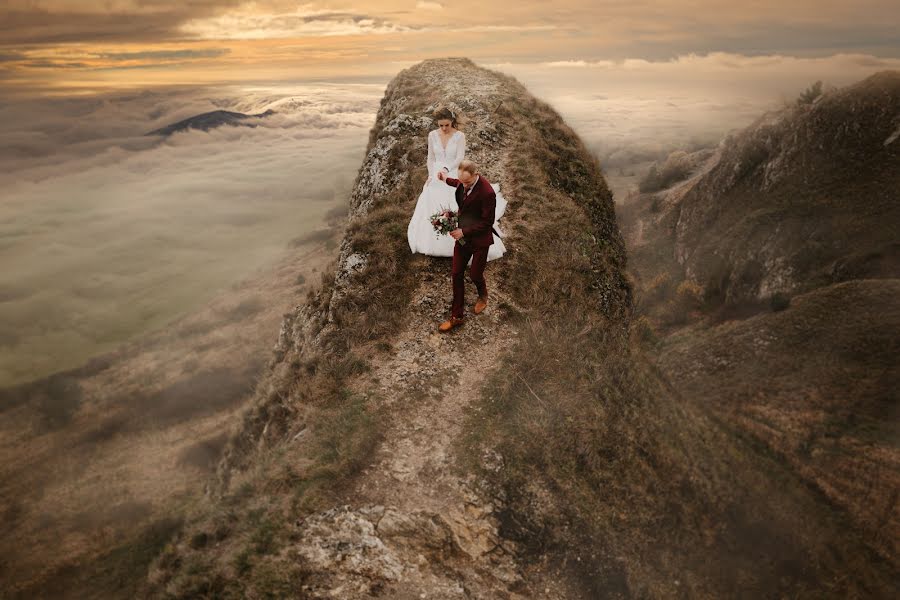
[653,71,900,304]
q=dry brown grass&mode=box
[461,306,897,597]
[140,64,450,599]
[454,68,896,598]
[657,278,900,568]
[132,62,899,599]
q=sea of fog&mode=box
[0,83,383,385]
[2,54,891,385]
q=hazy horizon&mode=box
[2,0,899,386]
[2,58,897,386]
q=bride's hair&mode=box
[433,106,459,128]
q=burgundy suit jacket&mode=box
[444,175,496,248]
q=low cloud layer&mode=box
[492,52,900,165]
[0,82,381,385]
[1,50,897,385]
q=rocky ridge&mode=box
[145,59,898,600]
[272,61,576,599]
[648,71,900,304]
[154,58,604,599]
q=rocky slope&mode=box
[625,70,900,307]
[141,57,624,599]
[144,60,896,599]
[616,71,900,577]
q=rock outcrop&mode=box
[647,71,900,304]
[148,58,629,599]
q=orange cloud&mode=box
[1,1,898,93]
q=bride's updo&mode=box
[433,107,458,128]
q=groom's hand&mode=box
[449,228,463,240]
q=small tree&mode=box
[639,163,660,193]
[770,292,791,312]
[639,150,693,193]
[797,80,823,105]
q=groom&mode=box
[437,159,496,332]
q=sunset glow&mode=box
[2,1,899,94]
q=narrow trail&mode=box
[292,262,574,599]
[290,131,576,597]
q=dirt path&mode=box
[269,59,590,599]
[291,263,577,599]
[290,162,576,597]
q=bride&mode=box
[407,107,506,261]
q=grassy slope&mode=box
[672,71,900,304]
[607,72,899,597]
[657,279,900,565]
[456,78,897,597]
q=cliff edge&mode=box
[145,57,629,599]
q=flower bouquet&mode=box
[429,207,465,245]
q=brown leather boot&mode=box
[438,316,465,332]
[474,295,488,315]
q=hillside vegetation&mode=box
[616,70,899,595]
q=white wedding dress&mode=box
[407,129,506,261]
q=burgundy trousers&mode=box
[451,241,489,318]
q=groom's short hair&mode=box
[459,159,478,175]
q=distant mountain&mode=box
[670,70,899,305]
[146,108,276,136]
[617,70,900,574]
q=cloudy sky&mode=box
[2,0,899,94]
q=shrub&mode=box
[639,150,693,193]
[770,292,791,312]
[639,164,660,193]
[188,532,208,550]
[797,80,823,105]
[631,315,658,347]
[675,280,704,308]
[224,297,265,321]
[662,280,704,325]
[644,272,674,303]
[36,374,83,430]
